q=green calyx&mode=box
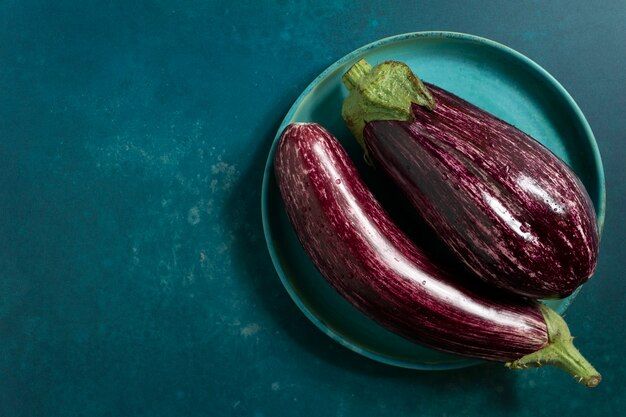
[506,305,601,388]
[341,59,435,161]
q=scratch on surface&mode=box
[205,199,214,214]
[217,242,229,254]
[183,271,195,286]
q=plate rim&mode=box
[260,31,606,370]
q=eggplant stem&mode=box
[343,59,373,91]
[506,305,601,388]
[341,59,435,157]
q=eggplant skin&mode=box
[274,122,547,362]
[364,84,599,299]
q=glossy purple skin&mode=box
[364,84,599,299]
[274,122,548,362]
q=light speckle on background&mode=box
[187,206,201,225]
[241,323,261,337]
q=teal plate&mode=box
[261,31,606,370]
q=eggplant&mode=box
[274,122,599,386]
[341,60,599,299]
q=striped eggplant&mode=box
[342,59,599,299]
[274,122,599,386]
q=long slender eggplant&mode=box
[341,60,600,299]
[274,122,599,386]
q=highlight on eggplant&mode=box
[274,122,600,387]
[341,59,599,299]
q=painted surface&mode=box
[0,1,624,416]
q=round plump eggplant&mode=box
[274,122,599,386]
[342,59,599,299]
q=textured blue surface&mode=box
[0,1,624,416]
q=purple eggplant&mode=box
[342,60,599,299]
[274,122,599,386]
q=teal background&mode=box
[0,1,624,416]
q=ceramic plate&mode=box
[261,32,605,370]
